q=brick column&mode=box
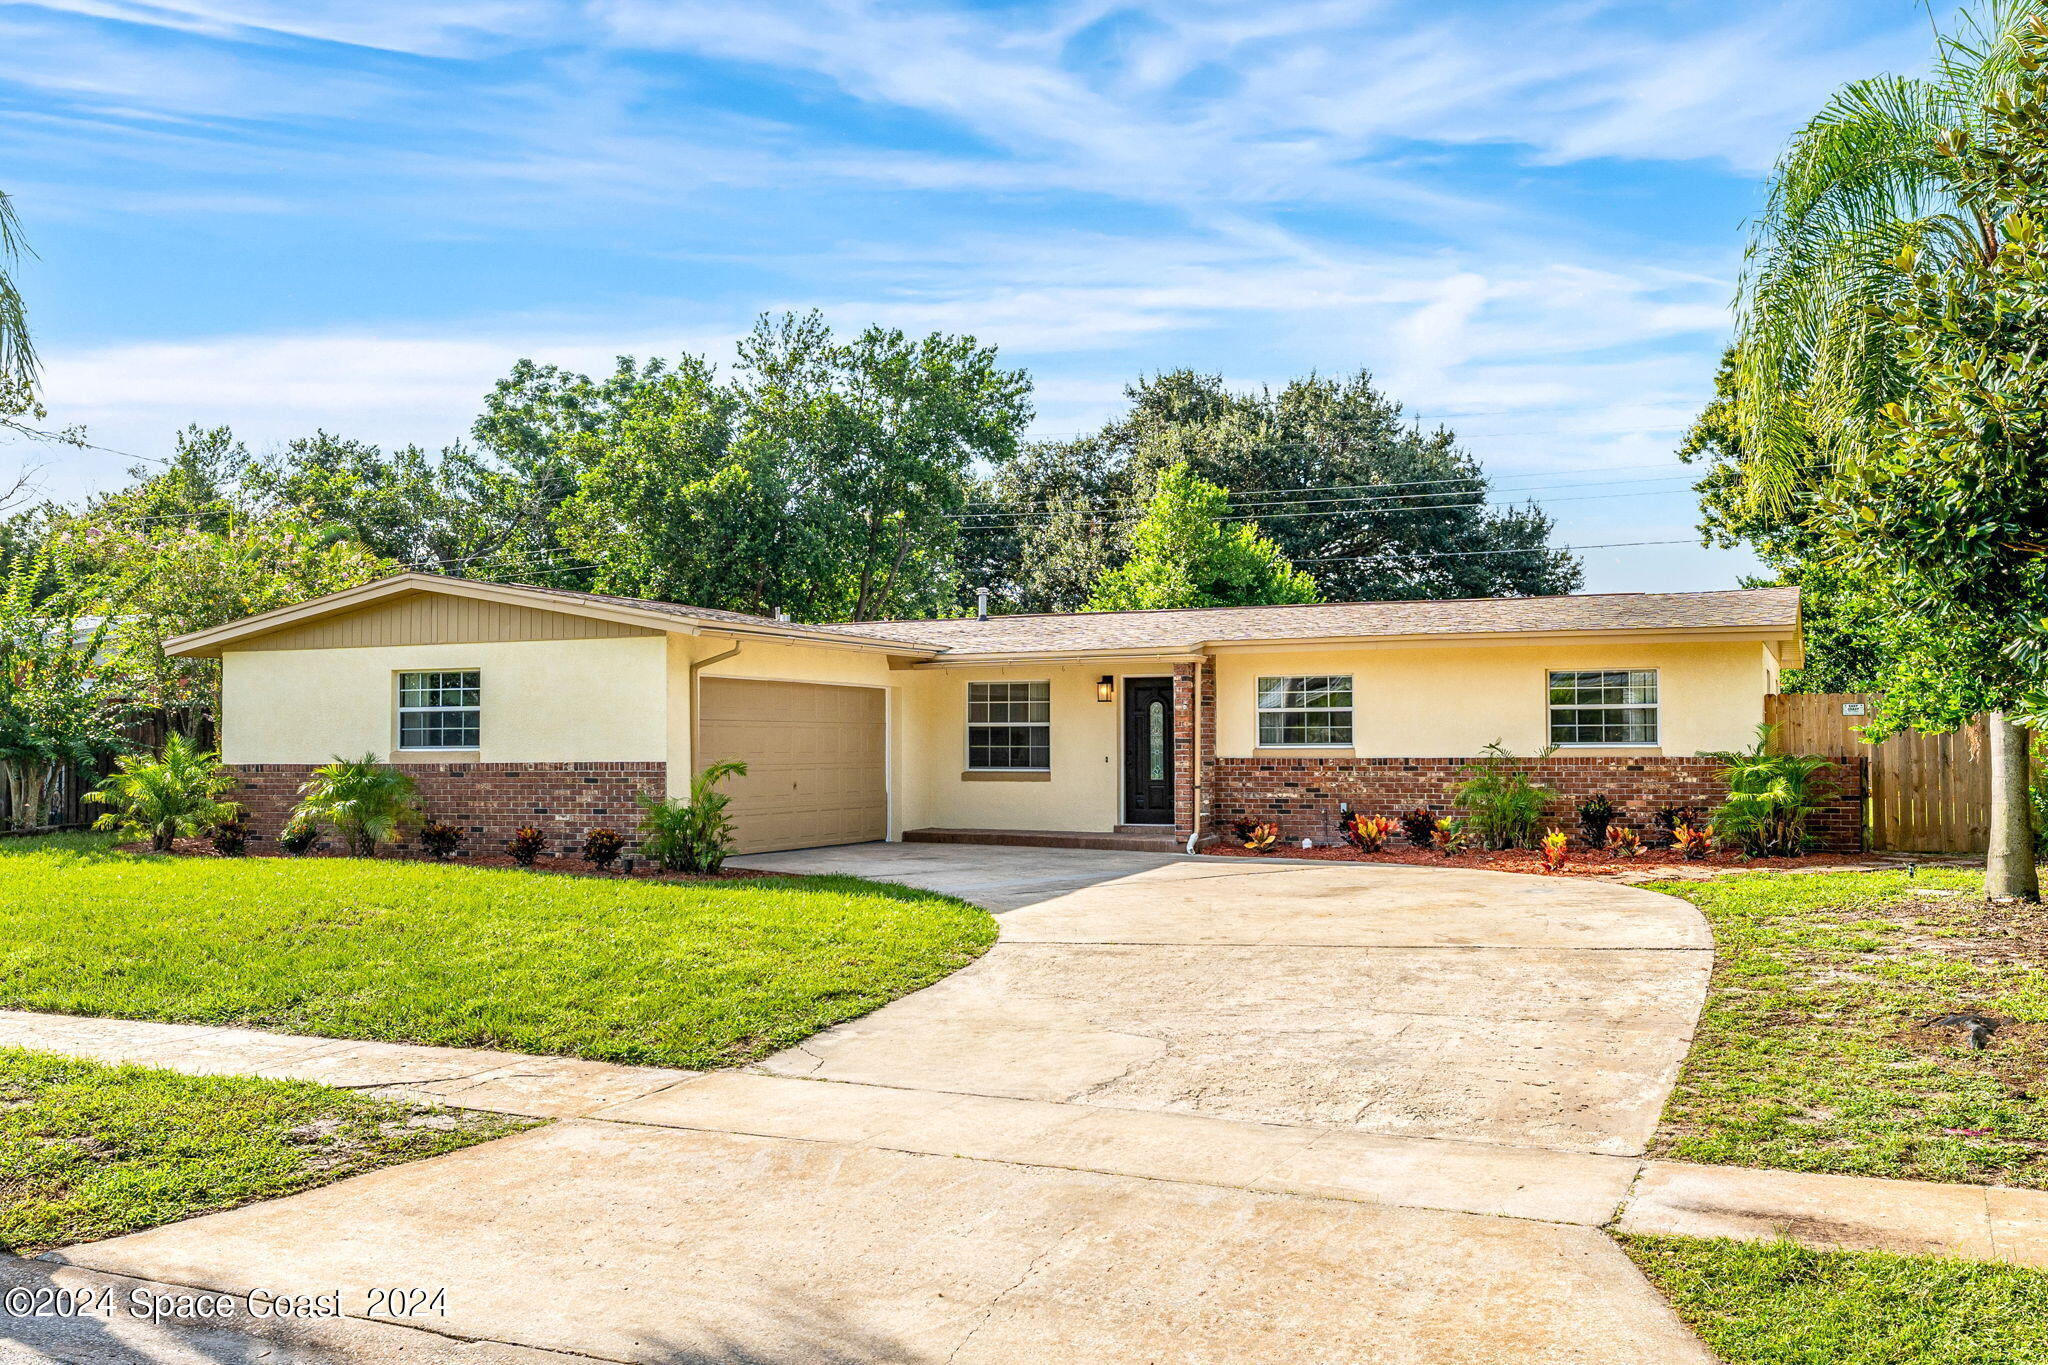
[1171,663,1198,839]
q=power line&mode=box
[960,458,1714,513]
[951,474,1696,525]
[1294,538,1694,564]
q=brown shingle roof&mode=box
[819,587,1801,656]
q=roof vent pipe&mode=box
[975,586,989,621]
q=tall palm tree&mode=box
[1730,0,2045,500]
[0,189,32,390]
[1725,0,2047,900]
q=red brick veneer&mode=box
[1205,753,1867,853]
[226,761,667,855]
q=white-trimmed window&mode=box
[1548,669,1658,746]
[967,681,1050,770]
[398,670,480,750]
[1256,675,1354,747]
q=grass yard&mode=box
[0,1048,525,1253]
[0,836,995,1068]
[1623,1234,2048,1365]
[1651,867,2048,1187]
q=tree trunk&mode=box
[1986,710,2040,903]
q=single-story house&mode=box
[167,573,1864,855]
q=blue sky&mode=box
[0,0,1946,590]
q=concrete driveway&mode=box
[45,845,1716,1364]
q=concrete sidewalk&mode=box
[7,1005,2044,1270]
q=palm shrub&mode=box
[1454,742,1557,850]
[293,754,421,857]
[83,732,238,853]
[1707,723,1840,857]
[636,760,747,873]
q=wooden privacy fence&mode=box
[1765,693,1990,854]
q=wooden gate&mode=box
[1765,693,1990,853]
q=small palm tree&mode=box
[636,760,747,873]
[1707,724,1840,857]
[294,754,421,857]
[84,732,238,853]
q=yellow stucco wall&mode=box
[218,615,1785,836]
[1209,639,1775,759]
[219,636,668,765]
[895,663,1143,833]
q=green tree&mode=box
[555,358,833,617]
[464,356,670,587]
[0,545,134,829]
[1085,463,1319,611]
[963,370,1579,613]
[557,312,1032,621]
[1705,0,2048,900]
[1681,353,1890,693]
[1725,0,2046,497]
[245,432,539,578]
[67,512,392,738]
[742,312,1032,620]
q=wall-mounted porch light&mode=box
[1097,675,1115,703]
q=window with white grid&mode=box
[1547,669,1658,746]
[1256,675,1354,746]
[398,670,480,750]
[967,680,1050,770]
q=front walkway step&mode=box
[902,826,1185,852]
[1616,1160,2048,1268]
[0,1010,695,1118]
[596,1071,1641,1225]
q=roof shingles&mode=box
[818,588,1801,656]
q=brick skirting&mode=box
[1205,754,1867,853]
[227,761,667,855]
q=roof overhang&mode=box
[907,648,1207,668]
[165,574,940,660]
[1197,624,1799,654]
[903,622,1799,666]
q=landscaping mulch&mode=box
[133,837,783,881]
[1199,841,1885,880]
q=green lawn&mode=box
[0,1048,526,1253]
[1623,1234,2048,1365]
[0,836,994,1068]
[1650,867,2048,1186]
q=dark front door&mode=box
[1122,677,1175,825]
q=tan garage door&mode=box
[697,678,887,854]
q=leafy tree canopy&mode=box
[558,311,1032,620]
[965,369,1581,614]
[1085,463,1319,611]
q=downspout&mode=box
[686,638,742,783]
[1185,654,1206,854]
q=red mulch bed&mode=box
[125,838,788,882]
[1199,841,1872,878]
